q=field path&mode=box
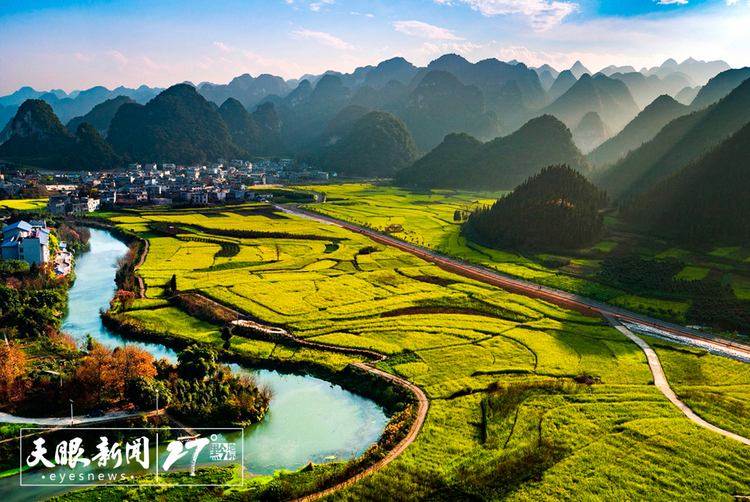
[289,363,429,502]
[604,314,750,445]
[165,292,431,501]
[133,238,148,298]
[0,410,162,428]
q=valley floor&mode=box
[42,199,750,501]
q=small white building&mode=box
[1,220,50,265]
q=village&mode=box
[0,158,331,212]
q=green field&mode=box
[298,183,750,325]
[0,198,47,210]
[67,202,750,501]
[674,266,711,281]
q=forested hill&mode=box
[319,110,419,177]
[0,99,74,160]
[395,114,590,190]
[587,94,688,167]
[622,120,750,243]
[60,122,122,171]
[217,98,283,157]
[65,95,136,139]
[107,83,241,165]
[593,76,750,200]
[462,164,609,249]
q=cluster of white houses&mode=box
[47,195,100,214]
[1,220,51,265]
[28,159,328,211]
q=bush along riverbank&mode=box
[73,217,147,296]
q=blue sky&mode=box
[1,0,749,94]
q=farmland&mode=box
[0,198,47,211]
[299,183,750,337]
[82,202,750,501]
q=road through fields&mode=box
[278,203,750,360]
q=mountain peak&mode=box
[570,61,591,78]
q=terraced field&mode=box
[103,204,750,501]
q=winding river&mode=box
[2,228,388,501]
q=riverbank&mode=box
[90,216,431,500]
[1,224,398,502]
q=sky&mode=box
[1,0,750,95]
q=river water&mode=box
[2,228,388,501]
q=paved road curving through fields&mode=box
[604,314,750,445]
[134,238,148,298]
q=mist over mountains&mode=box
[2,53,746,193]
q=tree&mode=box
[221,325,233,350]
[0,343,27,404]
[74,342,113,405]
[168,274,177,295]
[48,232,60,255]
[0,285,20,316]
[110,290,135,311]
[126,376,171,409]
[111,345,156,398]
[177,345,218,381]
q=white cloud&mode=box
[416,41,487,55]
[655,0,688,5]
[213,41,232,53]
[726,0,739,4]
[435,0,578,31]
[393,20,464,40]
[143,56,159,69]
[75,52,90,62]
[243,51,303,78]
[105,50,128,65]
[310,0,334,12]
[291,29,353,49]
[366,13,374,17]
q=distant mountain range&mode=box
[588,95,689,167]
[1,54,744,182]
[593,75,750,200]
[395,114,590,190]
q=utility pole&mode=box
[69,399,74,426]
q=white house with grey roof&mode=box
[1,220,50,265]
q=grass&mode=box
[655,248,692,260]
[709,246,743,259]
[66,201,750,502]
[592,241,619,252]
[643,333,750,440]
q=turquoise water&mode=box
[2,228,388,500]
